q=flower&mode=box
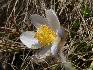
[35,24,56,47]
[20,9,64,60]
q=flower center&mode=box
[35,25,56,47]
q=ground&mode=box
[0,0,93,70]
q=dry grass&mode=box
[0,0,93,70]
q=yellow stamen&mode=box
[35,25,56,47]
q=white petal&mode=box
[31,47,51,62]
[51,44,58,56]
[46,9,60,32]
[20,31,40,49]
[57,27,64,38]
[51,37,61,56]
[36,47,51,59]
[30,14,48,28]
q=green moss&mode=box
[68,42,93,69]
[72,20,80,31]
[70,20,80,38]
[74,42,92,53]
[70,31,76,38]
[81,3,91,18]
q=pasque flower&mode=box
[20,9,64,60]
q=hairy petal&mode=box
[51,37,61,56]
[30,14,48,28]
[20,31,40,49]
[60,53,76,70]
[57,27,64,38]
[31,47,51,62]
[46,9,60,32]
